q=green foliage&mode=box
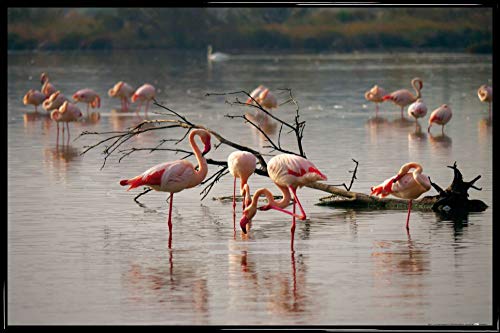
[7,7,493,53]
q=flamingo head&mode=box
[239,205,257,234]
[72,92,83,101]
[40,72,48,84]
[199,130,212,154]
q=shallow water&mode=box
[8,50,492,325]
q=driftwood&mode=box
[314,162,487,214]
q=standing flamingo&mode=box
[119,129,212,248]
[227,151,257,215]
[43,91,69,112]
[23,89,46,112]
[50,101,83,145]
[407,98,428,128]
[40,72,57,97]
[246,85,278,110]
[131,84,156,117]
[365,85,387,116]
[240,153,327,249]
[108,81,135,111]
[370,162,431,231]
[383,78,423,118]
[477,84,492,121]
[427,104,452,134]
[72,88,101,118]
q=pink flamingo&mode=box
[427,104,452,134]
[73,88,101,118]
[131,84,156,117]
[108,81,135,111]
[23,89,46,112]
[119,129,212,248]
[227,151,257,214]
[370,162,431,231]
[365,84,386,115]
[240,153,327,249]
[43,91,69,112]
[383,78,423,118]
[40,72,57,97]
[246,85,278,110]
[477,84,492,121]
[407,98,428,128]
[50,101,83,145]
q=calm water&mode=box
[7,50,493,325]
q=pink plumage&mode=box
[383,78,423,118]
[427,104,452,134]
[131,83,156,116]
[227,151,257,211]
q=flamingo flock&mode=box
[22,66,491,250]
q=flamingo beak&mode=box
[202,137,211,155]
[240,215,249,234]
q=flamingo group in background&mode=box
[246,85,278,110]
[108,81,135,111]
[227,151,257,215]
[427,104,453,134]
[132,83,156,117]
[119,129,212,248]
[73,88,101,118]
[240,153,327,249]
[23,89,46,112]
[365,84,386,116]
[477,84,492,121]
[40,72,57,97]
[407,98,428,128]
[50,101,83,145]
[43,91,69,112]
[370,162,431,231]
[383,77,423,118]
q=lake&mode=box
[7,50,493,326]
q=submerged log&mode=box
[315,162,488,214]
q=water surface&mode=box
[8,50,492,325]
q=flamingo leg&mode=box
[442,125,445,135]
[56,122,60,146]
[66,122,70,144]
[232,177,237,215]
[405,199,413,230]
[86,104,90,118]
[289,186,307,220]
[400,106,404,118]
[35,105,38,113]
[291,198,296,251]
[145,100,150,117]
[375,103,379,117]
[136,101,142,116]
[168,192,173,249]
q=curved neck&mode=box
[249,184,291,210]
[411,79,422,99]
[189,130,208,185]
[397,162,423,178]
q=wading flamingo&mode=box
[407,98,428,128]
[477,84,492,121]
[108,81,135,111]
[240,153,327,249]
[427,104,452,134]
[370,162,431,231]
[246,85,278,110]
[43,91,69,112]
[50,101,83,145]
[207,45,230,62]
[73,88,101,118]
[131,83,156,117]
[365,85,387,116]
[40,72,57,97]
[119,129,212,248]
[383,78,423,118]
[23,89,46,112]
[227,151,257,215]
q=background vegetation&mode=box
[7,7,493,53]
